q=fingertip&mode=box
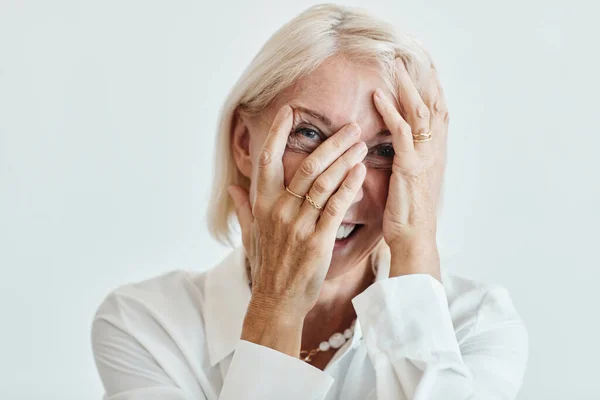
[349,161,367,181]
[356,140,368,154]
[395,57,407,71]
[279,104,293,119]
[356,161,367,176]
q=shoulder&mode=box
[93,269,207,326]
[90,269,213,395]
[91,247,248,397]
[91,248,245,369]
[93,247,245,325]
[91,268,213,373]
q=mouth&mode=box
[334,223,364,244]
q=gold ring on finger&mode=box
[413,131,432,143]
[286,186,305,199]
[305,194,323,210]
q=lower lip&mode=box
[334,225,363,250]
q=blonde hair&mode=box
[207,3,434,245]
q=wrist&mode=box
[389,237,437,258]
[389,238,440,280]
[241,294,305,358]
[247,291,307,322]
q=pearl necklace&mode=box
[299,319,357,362]
[244,257,377,363]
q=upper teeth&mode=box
[336,224,356,240]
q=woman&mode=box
[92,4,528,399]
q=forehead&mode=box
[267,56,393,140]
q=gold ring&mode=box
[304,194,323,210]
[414,136,432,143]
[285,186,305,199]
[413,130,432,143]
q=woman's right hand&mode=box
[228,104,367,355]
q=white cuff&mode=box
[219,340,334,399]
[352,274,461,364]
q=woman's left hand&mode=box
[372,58,449,280]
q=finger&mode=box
[373,89,415,157]
[298,141,367,222]
[394,57,431,140]
[414,66,441,152]
[228,185,253,254]
[316,162,367,236]
[422,67,439,111]
[287,122,361,197]
[423,67,449,154]
[430,67,450,129]
[255,105,294,201]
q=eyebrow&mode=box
[293,106,391,137]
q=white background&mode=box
[1,0,598,399]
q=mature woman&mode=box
[92,4,528,399]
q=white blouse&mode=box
[92,246,528,400]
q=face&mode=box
[235,56,396,278]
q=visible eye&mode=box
[295,127,322,141]
[375,144,395,158]
[286,124,325,154]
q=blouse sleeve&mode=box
[218,340,333,399]
[91,317,192,400]
[92,295,334,400]
[351,274,529,400]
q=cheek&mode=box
[364,168,392,213]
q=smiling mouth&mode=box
[335,223,364,241]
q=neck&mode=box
[301,255,375,349]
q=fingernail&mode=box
[374,89,383,99]
[352,141,367,154]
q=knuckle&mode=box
[330,136,343,149]
[275,211,291,226]
[312,177,331,195]
[271,201,289,224]
[258,149,272,167]
[415,106,430,120]
[324,197,342,216]
[339,180,357,196]
[339,153,354,167]
[434,100,447,115]
[300,157,321,178]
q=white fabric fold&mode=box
[92,247,528,400]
